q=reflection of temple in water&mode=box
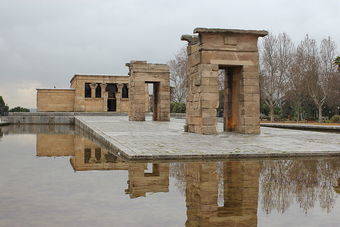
[69,136,129,171]
[125,163,169,198]
[185,161,259,227]
[37,134,75,157]
[33,129,340,225]
[35,133,259,225]
[36,132,169,198]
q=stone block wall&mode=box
[37,89,75,112]
[127,61,170,121]
[70,135,129,171]
[70,75,131,113]
[185,161,259,226]
[182,28,267,134]
[37,73,152,113]
[125,163,169,198]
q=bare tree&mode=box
[286,71,306,122]
[318,38,338,120]
[294,35,319,121]
[168,47,188,103]
[260,33,293,121]
[260,158,340,214]
[301,36,337,122]
[326,71,340,115]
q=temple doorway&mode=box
[146,82,160,121]
[219,66,242,132]
[106,83,117,112]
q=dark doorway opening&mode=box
[95,83,101,98]
[219,66,241,132]
[85,83,91,98]
[122,83,129,98]
[146,81,160,121]
[106,83,117,112]
[107,99,117,112]
[84,148,91,163]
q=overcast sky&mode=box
[0,0,339,108]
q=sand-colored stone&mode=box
[182,28,267,135]
[37,74,150,113]
[36,134,75,157]
[185,161,259,226]
[37,89,75,112]
[126,61,170,121]
[70,75,133,113]
[35,133,170,197]
[125,163,169,198]
[70,135,129,171]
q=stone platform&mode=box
[75,116,340,160]
[260,123,340,132]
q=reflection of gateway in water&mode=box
[184,161,259,227]
[36,133,169,199]
[36,132,260,226]
[35,130,340,227]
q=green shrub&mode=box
[9,106,30,112]
[330,115,340,123]
[171,102,186,113]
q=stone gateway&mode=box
[182,28,268,134]
[126,61,170,121]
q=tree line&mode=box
[260,33,339,122]
[0,96,29,115]
[169,33,340,122]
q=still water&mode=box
[0,125,339,227]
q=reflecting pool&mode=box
[0,125,339,227]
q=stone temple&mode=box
[36,27,267,134]
[37,74,134,113]
[37,61,170,122]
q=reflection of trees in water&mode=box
[170,158,340,215]
[260,158,340,214]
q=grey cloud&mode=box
[0,0,339,108]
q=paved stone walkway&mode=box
[75,116,340,160]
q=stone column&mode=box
[89,148,96,163]
[158,83,170,121]
[90,83,97,98]
[184,63,219,134]
[129,80,147,121]
[100,83,107,112]
[222,161,259,225]
[241,65,260,134]
[116,83,123,113]
[200,64,219,135]
[185,162,219,226]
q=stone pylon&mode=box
[182,28,267,134]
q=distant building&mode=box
[36,74,149,113]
